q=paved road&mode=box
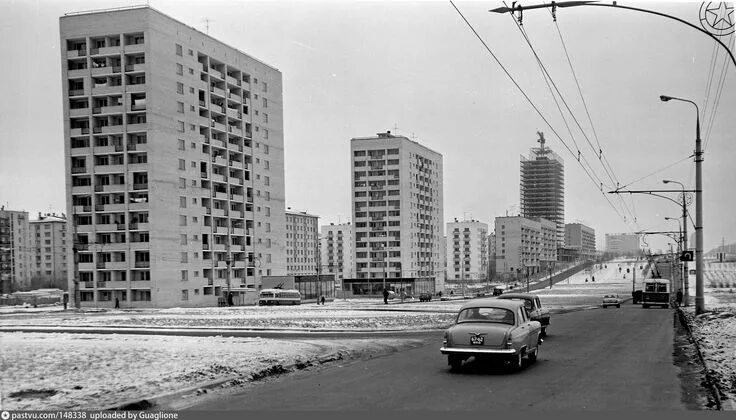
[190,301,683,410]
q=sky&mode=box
[0,0,734,253]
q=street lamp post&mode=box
[665,215,685,300]
[660,95,704,315]
[664,179,690,306]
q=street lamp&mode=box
[663,179,690,306]
[660,95,704,315]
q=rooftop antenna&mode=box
[202,17,214,35]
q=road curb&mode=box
[104,351,347,411]
[676,308,723,410]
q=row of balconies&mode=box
[67,63,145,79]
[70,122,147,137]
[69,83,145,97]
[81,280,152,289]
[67,43,144,59]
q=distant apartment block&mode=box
[605,233,641,255]
[285,209,319,276]
[350,132,444,294]
[29,213,69,289]
[61,6,285,308]
[495,216,557,276]
[0,208,31,293]
[446,219,488,282]
[520,133,565,246]
[320,222,353,282]
[565,223,596,260]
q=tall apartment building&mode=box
[605,233,641,255]
[520,133,565,246]
[320,222,354,283]
[446,219,488,282]
[0,208,31,293]
[29,214,69,289]
[487,232,496,279]
[565,223,596,260]
[350,132,444,292]
[494,216,557,276]
[61,6,286,308]
[285,210,319,276]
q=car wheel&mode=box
[527,346,538,364]
[509,351,523,372]
[617,304,620,308]
[448,355,462,371]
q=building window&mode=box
[179,196,187,208]
[181,252,188,263]
[175,44,183,56]
[177,121,185,132]
[177,102,184,113]
[176,63,183,75]
[178,159,186,170]
[176,82,184,94]
[178,139,185,150]
[262,98,268,108]
[181,289,189,300]
[179,177,186,188]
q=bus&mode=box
[642,279,671,309]
[258,289,302,306]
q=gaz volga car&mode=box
[440,298,543,371]
[601,294,622,308]
[496,292,551,337]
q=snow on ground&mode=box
[0,332,422,411]
[683,260,736,407]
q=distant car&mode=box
[419,292,432,302]
[441,298,542,371]
[601,294,621,308]
[496,293,551,337]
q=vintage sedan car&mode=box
[602,294,621,308]
[496,293,550,337]
[440,298,542,371]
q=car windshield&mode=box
[457,307,514,325]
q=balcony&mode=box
[71,166,88,174]
[91,66,121,76]
[129,222,149,231]
[71,185,92,194]
[211,121,227,133]
[124,43,145,53]
[92,85,122,95]
[212,155,228,167]
[98,46,122,55]
[98,105,123,114]
[132,183,149,191]
[214,191,228,200]
[227,125,242,136]
[209,68,225,80]
[231,227,245,236]
[226,108,241,120]
[68,68,88,78]
[130,281,151,289]
[134,261,150,268]
[229,178,243,187]
[130,102,147,112]
[67,49,87,58]
[128,202,148,211]
[94,164,125,174]
[212,138,227,149]
[69,107,89,117]
[128,241,149,250]
[126,122,148,132]
[125,84,146,93]
[210,86,226,97]
[70,128,90,136]
[226,75,240,86]
[125,63,146,73]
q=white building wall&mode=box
[446,220,488,282]
[320,222,353,282]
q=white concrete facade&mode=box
[350,132,444,291]
[29,214,69,289]
[495,216,557,276]
[0,209,32,293]
[605,233,641,255]
[446,220,488,282]
[60,6,285,308]
[565,223,597,259]
[320,222,354,282]
[285,210,319,276]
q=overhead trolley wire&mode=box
[501,4,640,228]
[448,1,636,232]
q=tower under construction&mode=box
[520,132,565,246]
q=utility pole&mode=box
[225,244,232,306]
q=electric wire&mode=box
[703,31,734,151]
[448,1,636,231]
[617,154,694,190]
[502,6,640,228]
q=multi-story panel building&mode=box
[350,132,444,292]
[565,223,596,260]
[0,208,31,293]
[605,233,641,255]
[520,133,565,246]
[495,216,557,276]
[487,232,496,279]
[29,214,69,289]
[320,222,353,283]
[446,220,488,282]
[285,210,319,276]
[61,6,285,308]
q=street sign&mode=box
[680,250,694,262]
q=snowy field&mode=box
[0,333,422,411]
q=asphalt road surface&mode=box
[192,301,683,410]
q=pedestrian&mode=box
[676,288,683,307]
[320,295,326,305]
[592,276,595,282]
[115,297,120,309]
[382,288,389,305]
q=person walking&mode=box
[320,295,326,305]
[115,297,120,309]
[676,288,683,307]
[383,288,389,305]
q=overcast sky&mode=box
[0,0,734,252]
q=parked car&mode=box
[496,293,550,337]
[601,294,621,308]
[440,298,542,372]
[419,292,432,302]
